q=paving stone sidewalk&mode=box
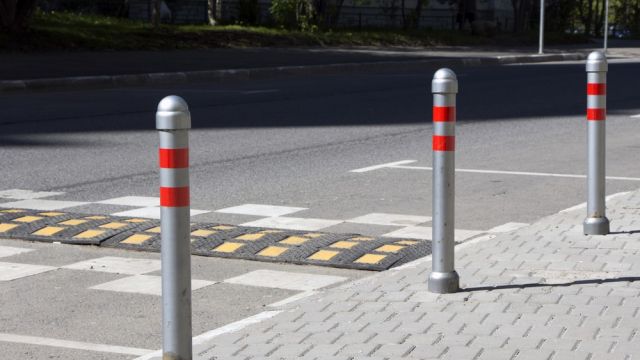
[182,189,640,359]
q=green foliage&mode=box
[0,11,591,52]
[269,0,317,31]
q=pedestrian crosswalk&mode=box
[0,246,349,298]
[0,189,507,242]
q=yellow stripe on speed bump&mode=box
[350,236,374,241]
[330,241,358,249]
[125,218,148,223]
[121,234,153,245]
[146,227,161,233]
[84,215,108,220]
[0,223,19,233]
[58,219,88,226]
[396,240,419,245]
[32,226,66,236]
[308,250,339,261]
[39,212,65,217]
[258,246,288,257]
[375,244,405,253]
[14,216,43,223]
[211,225,235,230]
[235,233,265,241]
[191,229,216,237]
[260,230,283,234]
[303,233,323,238]
[355,254,386,264]
[74,230,106,239]
[99,222,128,229]
[279,236,309,245]
[213,242,244,253]
[0,209,26,213]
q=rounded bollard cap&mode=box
[432,68,458,94]
[586,51,608,73]
[156,95,191,130]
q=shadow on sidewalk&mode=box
[462,276,640,292]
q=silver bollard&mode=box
[156,95,193,360]
[428,68,460,294]
[583,51,610,235]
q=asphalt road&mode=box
[1,59,640,359]
[1,59,640,231]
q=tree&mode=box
[0,0,37,32]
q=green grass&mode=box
[0,11,590,52]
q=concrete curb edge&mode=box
[0,52,586,93]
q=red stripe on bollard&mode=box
[587,83,606,95]
[433,106,456,122]
[432,135,455,151]
[159,148,189,168]
[160,187,190,207]
[587,108,606,121]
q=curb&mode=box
[0,52,586,93]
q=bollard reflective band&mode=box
[433,106,456,122]
[432,135,455,151]
[159,148,189,168]
[587,83,606,95]
[160,187,190,207]
[587,108,606,121]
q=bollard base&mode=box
[583,216,610,235]
[428,271,459,294]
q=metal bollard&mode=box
[156,95,193,360]
[428,68,460,294]
[583,51,610,236]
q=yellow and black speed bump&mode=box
[0,209,155,245]
[1,208,431,271]
[105,222,431,271]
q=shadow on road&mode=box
[0,62,638,146]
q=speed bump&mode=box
[1,208,432,271]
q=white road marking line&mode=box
[382,226,483,241]
[0,189,64,200]
[0,199,88,210]
[353,160,640,181]
[0,262,57,281]
[558,191,631,213]
[391,233,498,271]
[268,291,318,308]
[97,196,160,207]
[488,222,530,233]
[0,332,152,356]
[346,213,431,226]
[111,206,209,219]
[0,246,34,258]
[134,311,283,360]
[240,216,343,231]
[224,269,348,291]
[350,160,418,173]
[62,256,161,275]
[216,203,307,217]
[90,275,216,296]
[630,114,640,118]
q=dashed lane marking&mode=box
[223,269,347,291]
[0,332,152,356]
[90,275,216,296]
[133,311,284,360]
[352,160,640,181]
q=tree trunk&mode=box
[151,0,161,27]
